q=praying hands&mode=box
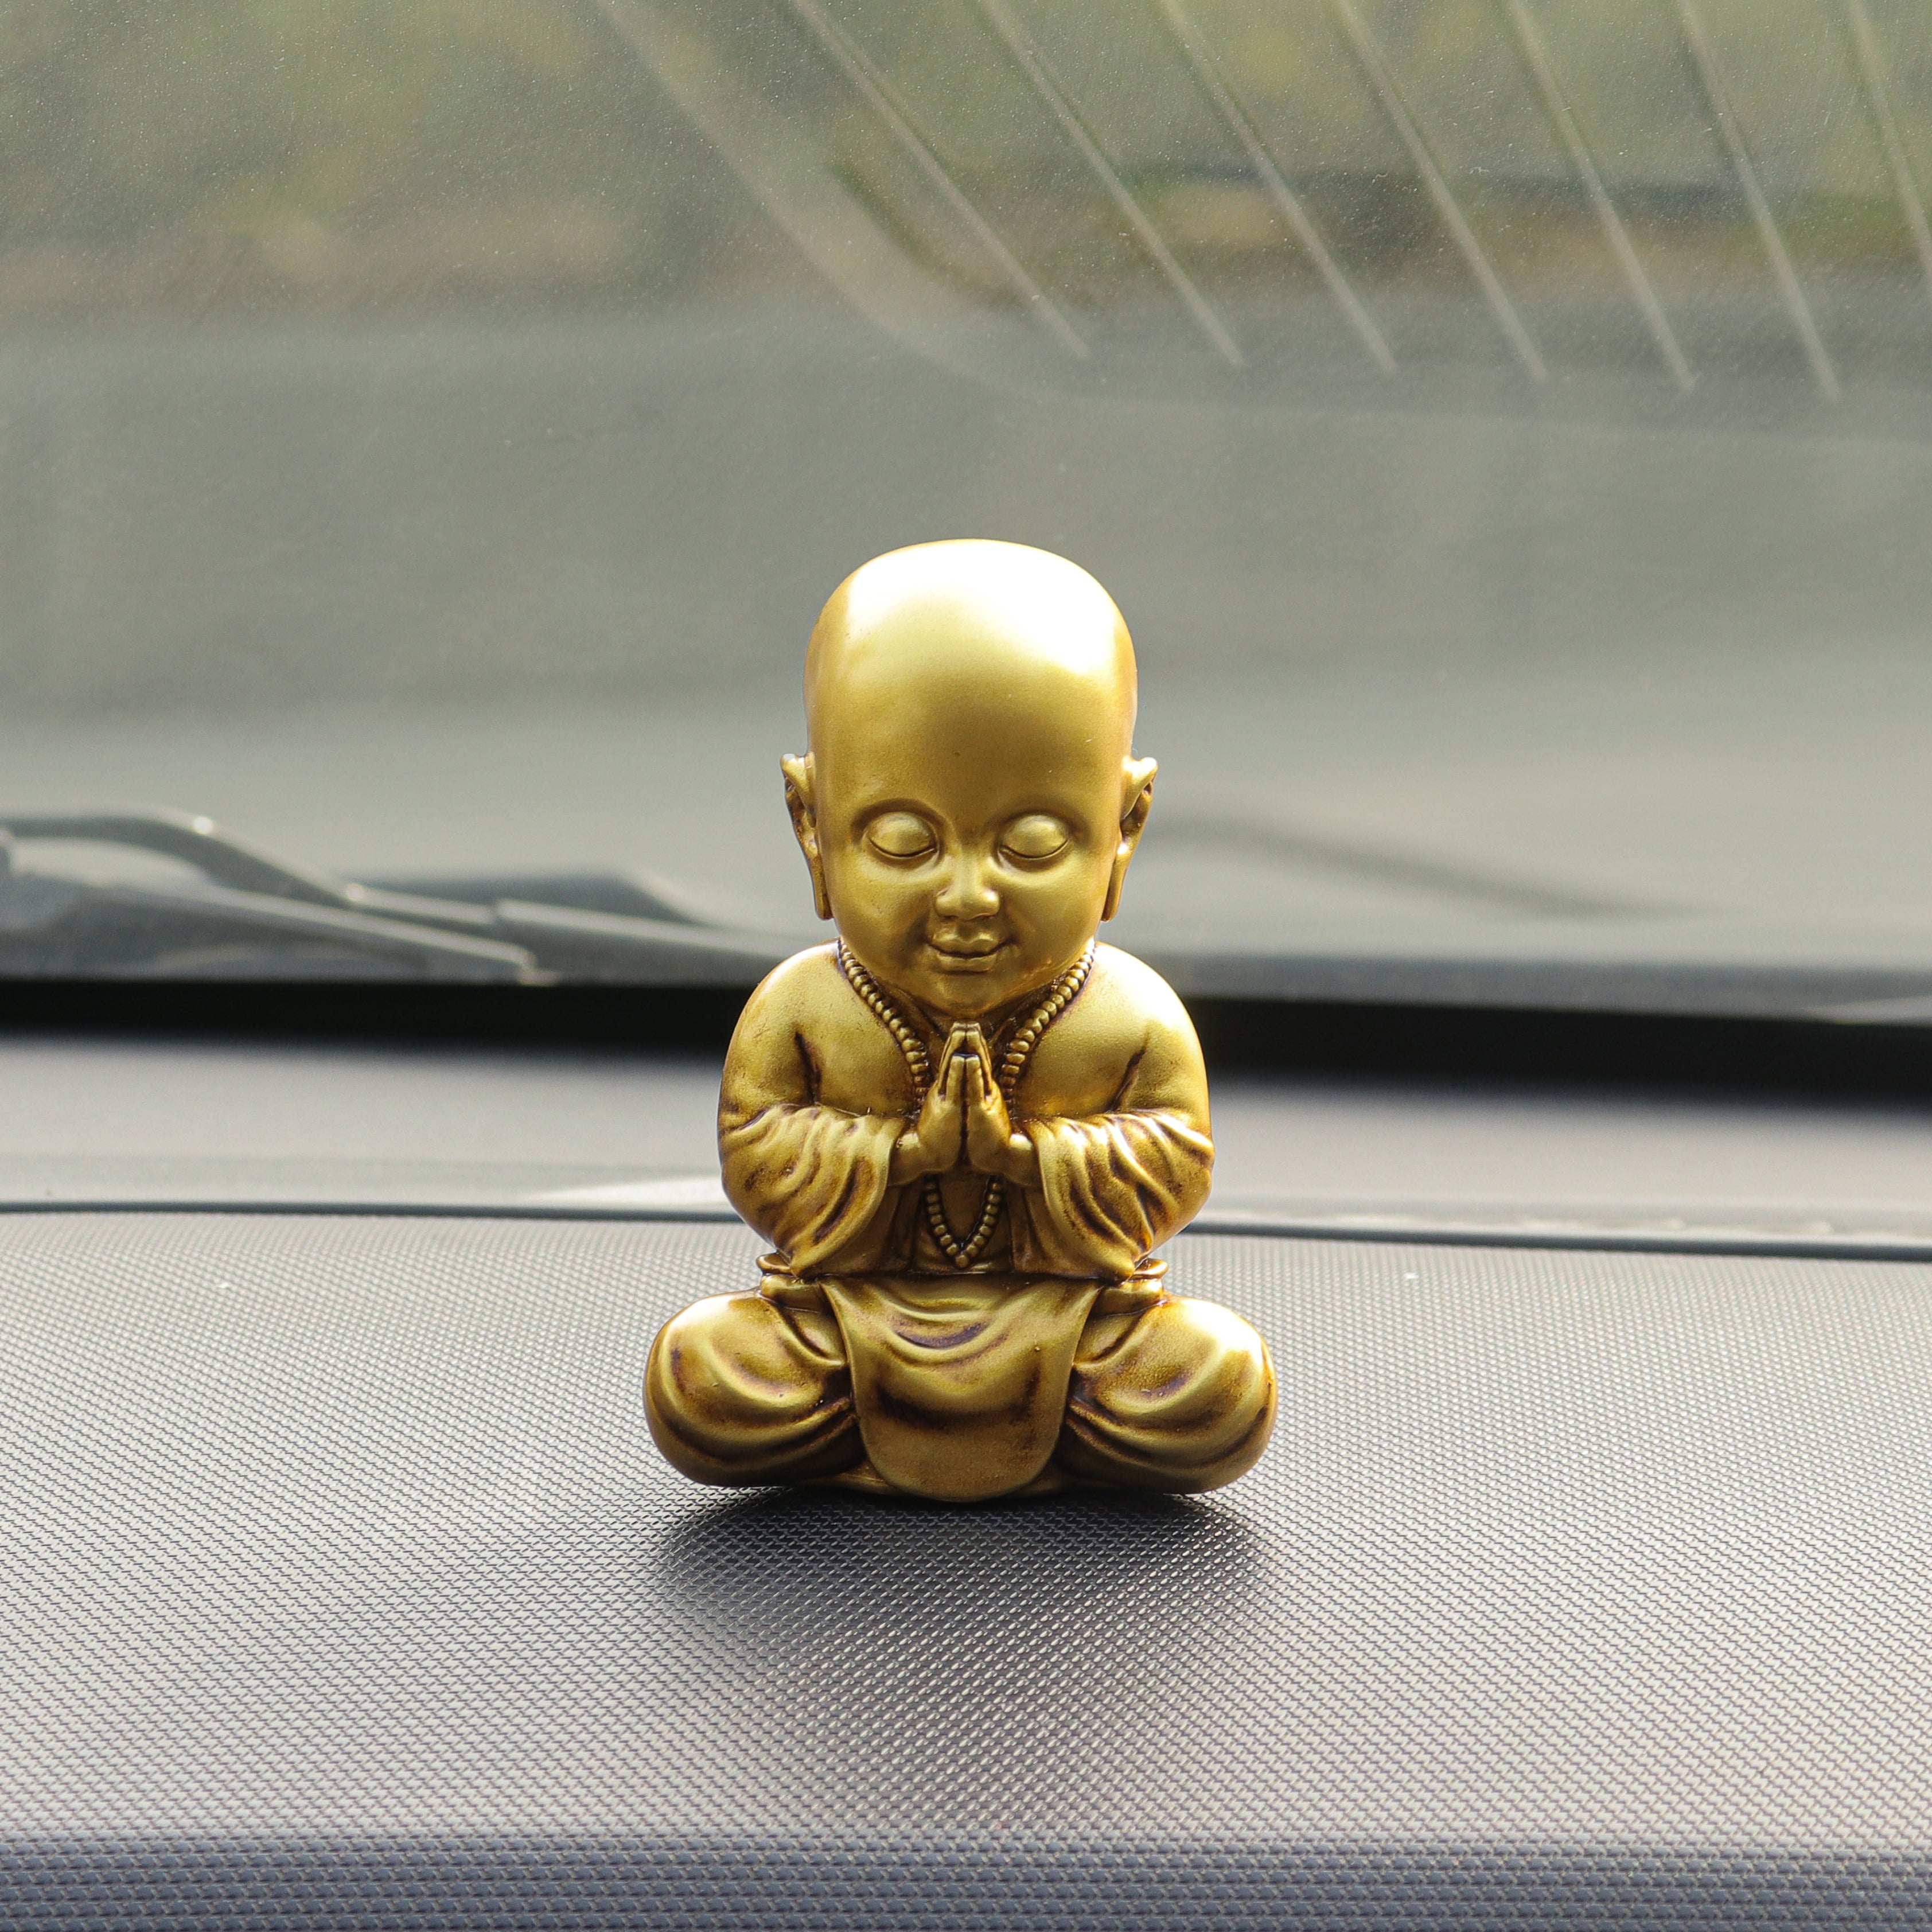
[890,1024,1039,1187]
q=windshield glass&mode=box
[6,0,1932,1012]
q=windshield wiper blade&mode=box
[0,823,540,982]
[0,873,543,981]
[2,810,368,910]
[0,808,788,985]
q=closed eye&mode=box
[866,812,938,859]
[1000,813,1071,862]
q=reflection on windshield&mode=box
[5,1,1932,1000]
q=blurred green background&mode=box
[5,1,1932,959]
[5,0,1931,320]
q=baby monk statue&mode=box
[644,539,1276,1502]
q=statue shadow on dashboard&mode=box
[642,1486,1271,1822]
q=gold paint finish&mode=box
[645,540,1276,1501]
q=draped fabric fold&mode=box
[822,1275,1102,1501]
[720,1101,905,1274]
[1022,1108,1215,1279]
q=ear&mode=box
[1102,756,1158,922]
[781,753,832,921]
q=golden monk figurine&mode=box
[645,540,1276,1502]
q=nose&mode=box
[934,848,1000,920]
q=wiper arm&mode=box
[2,811,365,910]
[0,815,541,982]
[0,809,786,986]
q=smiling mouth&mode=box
[925,937,1010,972]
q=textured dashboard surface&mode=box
[4,1213,1932,1926]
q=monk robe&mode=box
[645,942,1275,1501]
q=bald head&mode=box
[784,540,1156,1012]
[805,540,1137,755]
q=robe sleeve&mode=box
[720,1100,903,1272]
[716,953,912,1272]
[1020,1108,1214,1277]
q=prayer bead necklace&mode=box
[835,938,1096,1268]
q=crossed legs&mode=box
[646,1280,1274,1497]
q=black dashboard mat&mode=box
[3,1214,1931,1926]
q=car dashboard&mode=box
[3,1031,1930,1927]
